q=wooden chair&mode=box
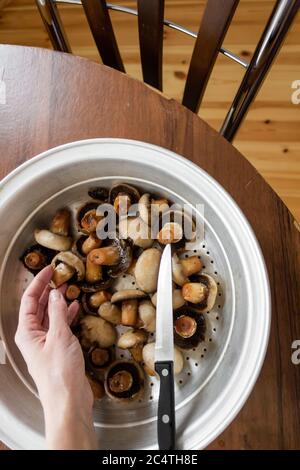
[36,0,300,141]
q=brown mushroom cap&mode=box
[50,208,71,237]
[117,329,148,349]
[80,315,117,348]
[135,248,162,293]
[173,306,206,350]
[186,273,218,312]
[142,342,184,376]
[21,244,53,275]
[109,183,140,208]
[34,229,72,252]
[50,251,85,287]
[105,360,144,402]
[119,217,153,249]
[111,289,147,303]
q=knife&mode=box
[155,243,176,450]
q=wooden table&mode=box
[0,45,299,450]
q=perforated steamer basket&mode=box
[0,139,270,450]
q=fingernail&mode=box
[50,289,61,301]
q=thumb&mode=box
[48,289,68,333]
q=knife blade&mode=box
[155,243,176,450]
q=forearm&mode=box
[42,394,97,450]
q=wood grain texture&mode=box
[0,0,299,220]
[0,45,299,450]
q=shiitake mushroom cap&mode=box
[105,360,144,402]
[173,306,206,350]
[21,244,55,275]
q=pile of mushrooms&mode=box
[21,182,218,403]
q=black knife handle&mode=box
[155,361,176,450]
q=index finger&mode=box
[19,266,53,320]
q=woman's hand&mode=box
[15,266,97,449]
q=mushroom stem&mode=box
[51,262,75,288]
[109,370,133,393]
[180,256,202,276]
[182,282,207,304]
[65,284,81,300]
[81,233,102,255]
[89,246,120,266]
[157,222,183,245]
[121,300,138,326]
[89,290,111,308]
[24,251,46,270]
[175,315,197,338]
[50,209,71,236]
[86,255,103,283]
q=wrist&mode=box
[41,391,96,450]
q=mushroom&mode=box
[119,217,153,249]
[50,208,71,236]
[182,282,207,305]
[135,248,162,293]
[138,193,169,225]
[109,183,140,216]
[88,238,132,278]
[151,288,185,310]
[105,360,144,402]
[166,209,196,241]
[138,300,156,333]
[50,251,85,288]
[77,202,103,234]
[157,222,183,245]
[180,255,202,277]
[87,346,114,371]
[86,373,105,400]
[117,329,148,362]
[72,233,102,259]
[80,315,117,349]
[173,306,206,350]
[111,289,148,326]
[65,284,81,301]
[21,244,53,274]
[142,342,184,376]
[98,301,122,324]
[88,187,109,201]
[34,229,72,252]
[172,253,188,286]
[117,329,148,349]
[185,273,218,312]
[82,291,112,315]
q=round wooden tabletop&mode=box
[0,45,299,450]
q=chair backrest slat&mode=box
[182,0,239,113]
[137,0,165,91]
[82,0,125,72]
